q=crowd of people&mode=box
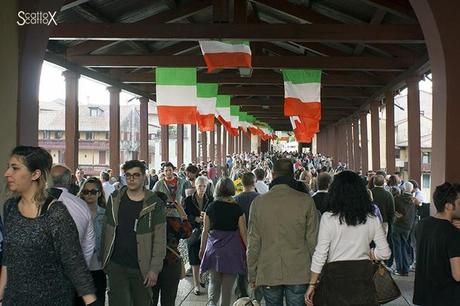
[0,145,459,306]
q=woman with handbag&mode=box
[151,191,192,306]
[184,176,213,295]
[305,171,392,306]
[0,146,97,306]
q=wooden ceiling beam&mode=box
[52,23,424,43]
[69,55,413,71]
[61,0,91,11]
[219,85,374,97]
[357,0,417,21]
[117,69,389,87]
[65,0,212,56]
[151,41,200,56]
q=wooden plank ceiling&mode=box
[48,0,429,131]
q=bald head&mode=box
[50,165,72,188]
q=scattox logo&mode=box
[17,11,58,26]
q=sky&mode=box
[39,61,139,105]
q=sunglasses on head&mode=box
[82,189,99,195]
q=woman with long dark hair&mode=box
[305,171,391,306]
[78,177,107,306]
[0,146,96,306]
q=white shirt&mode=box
[311,212,391,274]
[57,188,95,266]
[102,181,115,200]
[255,180,269,194]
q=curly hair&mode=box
[327,171,375,226]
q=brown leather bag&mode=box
[373,261,401,304]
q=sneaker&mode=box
[185,267,192,276]
[193,287,201,295]
[394,271,409,276]
[410,264,416,272]
[200,282,206,288]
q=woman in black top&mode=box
[199,178,247,306]
[0,146,96,306]
[184,176,213,295]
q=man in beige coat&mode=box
[247,158,319,306]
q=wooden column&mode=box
[139,97,149,163]
[176,124,184,167]
[108,86,121,177]
[216,122,222,165]
[210,128,216,163]
[410,0,460,193]
[201,132,208,163]
[347,121,354,170]
[407,76,422,182]
[360,112,369,174]
[353,117,361,172]
[62,70,79,172]
[161,125,169,163]
[191,124,197,163]
[385,92,396,174]
[221,126,228,160]
[370,102,381,171]
[229,134,234,155]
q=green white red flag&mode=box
[283,69,322,120]
[196,83,217,132]
[199,40,252,73]
[155,68,198,125]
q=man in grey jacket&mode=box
[247,159,319,306]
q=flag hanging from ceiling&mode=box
[283,69,322,120]
[196,83,217,132]
[199,40,252,73]
[230,105,240,136]
[155,67,198,125]
[290,116,319,143]
[216,95,235,135]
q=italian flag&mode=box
[283,69,322,120]
[155,67,198,125]
[196,83,217,132]
[290,116,319,143]
[199,40,252,73]
[230,105,240,136]
[216,95,236,136]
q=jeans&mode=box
[207,270,237,306]
[392,228,411,274]
[263,284,308,306]
[385,223,394,268]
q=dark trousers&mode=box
[75,270,107,306]
[386,223,394,268]
[392,229,411,274]
[152,260,182,306]
[235,273,249,299]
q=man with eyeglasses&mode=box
[413,182,460,306]
[102,159,166,306]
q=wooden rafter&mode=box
[52,23,424,43]
[68,55,414,71]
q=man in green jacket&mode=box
[102,160,166,306]
[247,159,319,306]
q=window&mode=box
[422,174,430,189]
[85,132,93,140]
[43,130,50,139]
[395,148,401,159]
[89,107,103,117]
[422,152,431,164]
[55,131,63,139]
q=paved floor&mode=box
[172,271,415,306]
